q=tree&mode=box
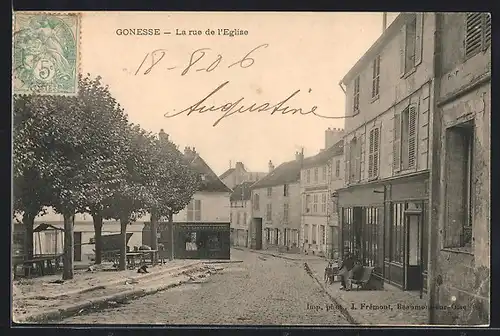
[145,130,200,261]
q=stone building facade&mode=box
[428,12,490,325]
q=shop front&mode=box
[338,172,429,293]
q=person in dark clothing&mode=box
[338,253,356,290]
[345,260,363,290]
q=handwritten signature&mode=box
[164,81,346,127]
[134,44,269,76]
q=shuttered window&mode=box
[393,105,418,173]
[465,13,491,59]
[368,127,380,179]
[353,76,360,114]
[400,14,424,76]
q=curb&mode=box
[303,262,360,325]
[14,263,208,323]
[43,261,203,300]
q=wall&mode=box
[171,192,231,223]
[342,13,435,187]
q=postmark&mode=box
[12,12,81,96]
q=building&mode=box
[219,161,266,190]
[229,181,253,247]
[337,13,436,294]
[300,131,344,258]
[13,212,145,265]
[250,157,302,251]
[169,146,232,223]
[427,12,490,325]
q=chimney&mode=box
[295,151,304,162]
[268,160,275,172]
[158,129,169,143]
[235,162,244,171]
[325,127,345,149]
[184,146,192,156]
[382,12,387,33]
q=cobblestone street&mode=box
[57,249,351,325]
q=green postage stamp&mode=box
[12,12,81,96]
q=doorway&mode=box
[404,210,422,291]
[73,232,82,262]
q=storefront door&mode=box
[404,211,423,291]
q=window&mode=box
[391,203,405,264]
[253,193,260,210]
[243,212,247,226]
[364,207,380,268]
[230,212,233,223]
[187,199,201,221]
[342,208,353,254]
[312,224,317,244]
[306,169,311,183]
[313,194,318,213]
[304,224,309,243]
[465,13,491,58]
[283,184,288,196]
[335,160,340,177]
[321,193,327,213]
[314,168,319,183]
[320,225,326,245]
[444,123,474,250]
[353,76,360,114]
[346,137,361,183]
[393,105,417,172]
[368,127,380,179]
[283,204,289,222]
[405,16,417,73]
[372,55,380,98]
[266,203,272,221]
[266,228,270,243]
[237,212,241,225]
[322,166,327,182]
[305,195,311,213]
[401,14,423,76]
[267,187,272,197]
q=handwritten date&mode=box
[134,44,269,76]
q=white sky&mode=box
[81,12,398,175]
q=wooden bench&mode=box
[350,266,375,290]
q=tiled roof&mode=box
[219,168,235,180]
[250,160,302,189]
[190,155,232,193]
[230,182,254,201]
[301,140,344,169]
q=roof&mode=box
[190,154,232,193]
[301,140,344,170]
[33,223,64,232]
[250,160,302,189]
[230,181,254,201]
[219,168,235,180]
[340,13,406,85]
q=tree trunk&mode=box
[23,212,35,260]
[93,214,103,264]
[150,211,159,265]
[168,210,174,261]
[119,216,129,271]
[62,212,75,280]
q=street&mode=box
[58,249,350,325]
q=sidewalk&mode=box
[13,259,206,322]
[306,259,429,325]
[233,246,328,261]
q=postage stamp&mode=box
[12,12,81,96]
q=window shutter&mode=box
[345,142,350,184]
[415,13,424,66]
[195,199,201,221]
[368,129,374,178]
[400,25,407,77]
[408,105,418,168]
[373,127,380,177]
[393,114,401,172]
[465,13,483,58]
[356,140,362,181]
[484,13,491,49]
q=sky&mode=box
[81,12,398,176]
